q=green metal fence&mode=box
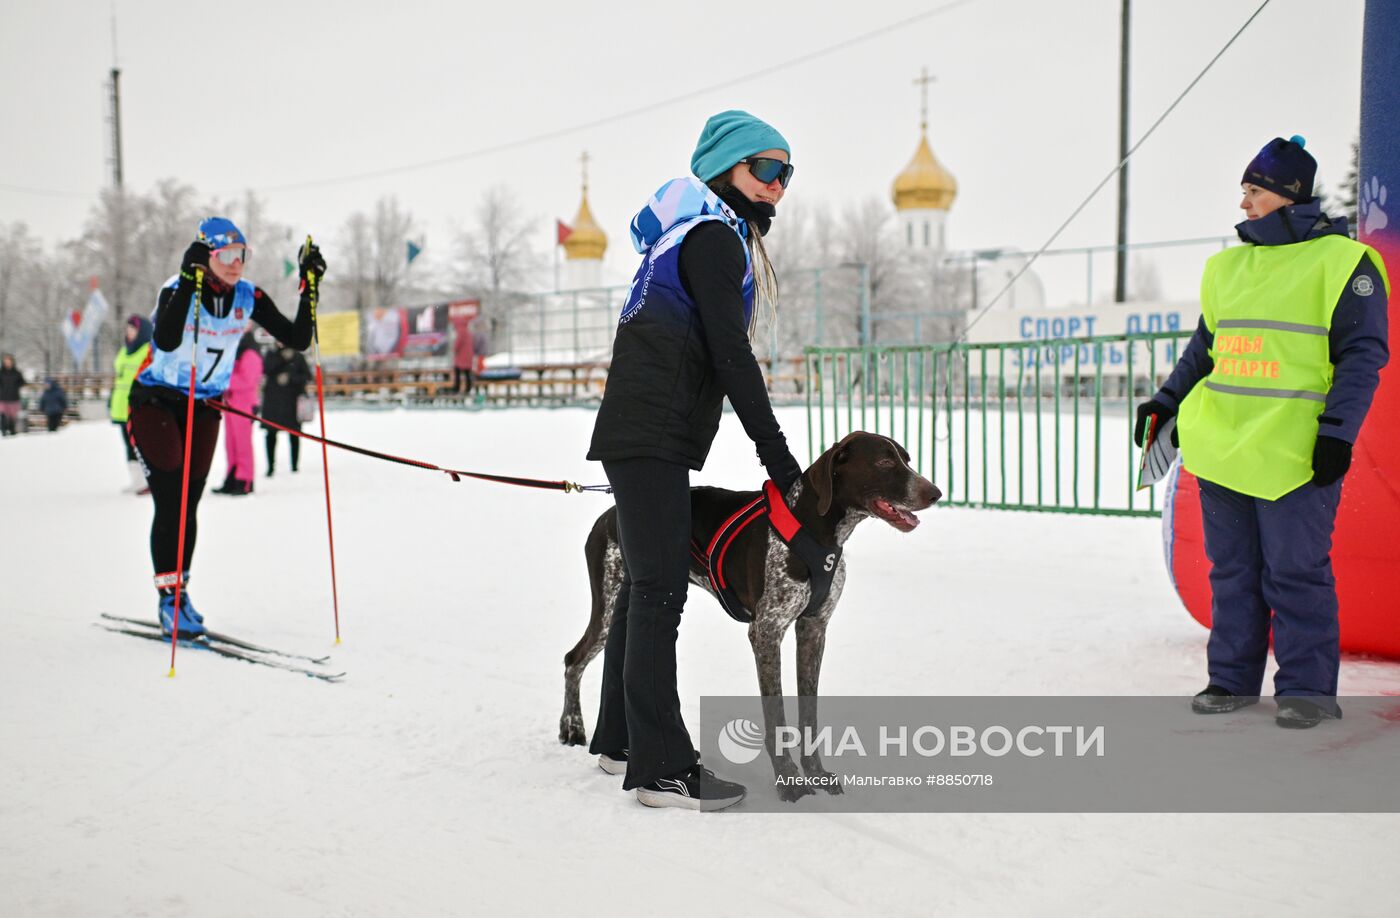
[804,331,1193,517]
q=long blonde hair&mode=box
[745,229,779,341]
[707,177,780,341]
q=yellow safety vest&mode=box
[110,342,151,422]
[1178,234,1388,500]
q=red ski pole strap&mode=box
[206,400,609,494]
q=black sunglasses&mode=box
[741,157,794,189]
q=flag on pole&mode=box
[406,240,423,265]
[61,280,109,367]
[556,220,573,245]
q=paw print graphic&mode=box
[1360,175,1388,234]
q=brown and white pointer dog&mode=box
[559,431,940,801]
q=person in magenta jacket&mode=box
[213,329,264,496]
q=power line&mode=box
[241,0,979,194]
[959,0,1272,342]
[0,182,96,200]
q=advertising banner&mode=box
[965,301,1200,377]
[317,311,361,358]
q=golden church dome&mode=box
[892,131,957,212]
[563,190,607,261]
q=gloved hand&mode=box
[1134,399,1176,447]
[1311,436,1352,486]
[180,241,210,281]
[299,243,327,282]
[764,448,803,495]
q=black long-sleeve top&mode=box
[151,274,313,354]
[588,217,792,472]
[678,221,789,468]
[131,273,314,411]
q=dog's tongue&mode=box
[874,499,920,531]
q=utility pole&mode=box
[106,8,126,372]
[1114,0,1131,303]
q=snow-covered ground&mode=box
[2,406,1397,916]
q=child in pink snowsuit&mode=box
[214,330,263,495]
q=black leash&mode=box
[208,399,611,494]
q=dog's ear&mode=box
[807,433,856,516]
[892,437,911,465]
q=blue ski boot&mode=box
[159,590,206,638]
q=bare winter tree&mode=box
[76,179,204,370]
[0,221,44,357]
[839,196,920,345]
[455,185,540,349]
[337,196,417,313]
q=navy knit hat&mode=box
[690,110,790,183]
[1242,135,1316,202]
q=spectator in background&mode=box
[261,341,311,476]
[452,320,475,395]
[111,315,153,492]
[40,378,68,432]
[0,353,23,436]
[213,328,264,496]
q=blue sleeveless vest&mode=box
[136,275,255,399]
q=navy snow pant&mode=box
[589,457,699,790]
[1198,477,1343,707]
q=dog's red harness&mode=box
[690,480,841,624]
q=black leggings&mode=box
[128,401,221,581]
[266,428,300,471]
[589,456,698,789]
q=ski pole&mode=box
[302,235,342,644]
[169,265,202,676]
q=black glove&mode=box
[299,243,327,282]
[180,241,210,280]
[764,448,803,495]
[1311,436,1352,486]
[1134,399,1176,447]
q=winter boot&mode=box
[1190,684,1259,714]
[123,461,147,494]
[1275,697,1342,730]
[158,590,205,638]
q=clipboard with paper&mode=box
[1137,415,1179,490]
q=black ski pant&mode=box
[266,428,300,472]
[128,401,221,584]
[453,367,474,394]
[589,457,699,790]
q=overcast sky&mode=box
[0,0,1369,303]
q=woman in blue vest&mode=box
[1137,137,1389,728]
[128,217,324,637]
[585,111,803,809]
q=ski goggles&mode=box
[740,157,794,189]
[213,246,248,266]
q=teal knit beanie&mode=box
[690,110,790,183]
